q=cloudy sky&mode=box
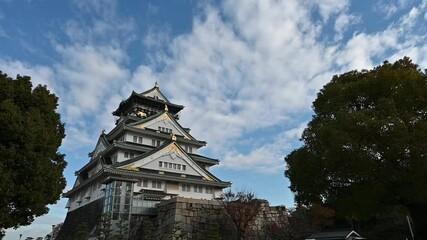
[2,0,427,238]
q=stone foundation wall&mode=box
[149,197,288,240]
[58,197,288,240]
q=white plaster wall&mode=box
[68,181,105,212]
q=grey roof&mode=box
[139,86,171,103]
[306,230,364,240]
[112,90,184,116]
[189,153,219,166]
[128,110,200,142]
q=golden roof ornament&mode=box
[155,81,159,88]
[121,165,139,171]
[164,104,169,112]
[171,133,177,141]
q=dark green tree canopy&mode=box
[285,57,427,238]
[0,72,67,232]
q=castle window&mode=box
[182,184,191,192]
[152,139,161,147]
[124,152,134,159]
[194,185,203,193]
[133,136,137,143]
[158,161,186,171]
[205,187,213,194]
[138,137,143,144]
[152,180,162,189]
[158,126,172,134]
[142,180,148,187]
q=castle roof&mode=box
[112,85,184,116]
[64,84,230,202]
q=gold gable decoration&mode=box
[203,176,213,181]
[166,144,179,152]
[161,112,168,120]
[120,164,139,171]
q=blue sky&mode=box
[1,0,427,238]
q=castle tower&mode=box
[58,83,231,238]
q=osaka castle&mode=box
[59,83,231,237]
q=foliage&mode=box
[113,214,130,240]
[222,190,264,240]
[193,219,222,240]
[263,205,334,240]
[359,210,411,240]
[166,221,187,240]
[96,213,113,240]
[75,222,89,240]
[285,57,427,238]
[140,219,156,240]
[0,72,66,231]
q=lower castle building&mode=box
[57,83,231,239]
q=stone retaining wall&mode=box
[151,197,288,240]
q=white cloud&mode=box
[2,0,427,177]
[152,0,426,173]
[221,122,307,173]
[154,1,333,151]
[53,44,129,123]
[66,0,136,47]
[400,7,421,28]
[336,30,400,70]
[126,0,341,173]
[375,0,411,18]
[0,59,56,91]
[5,201,67,239]
[334,13,361,40]
[302,0,351,22]
[73,0,117,16]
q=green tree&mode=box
[0,72,67,234]
[285,57,427,239]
